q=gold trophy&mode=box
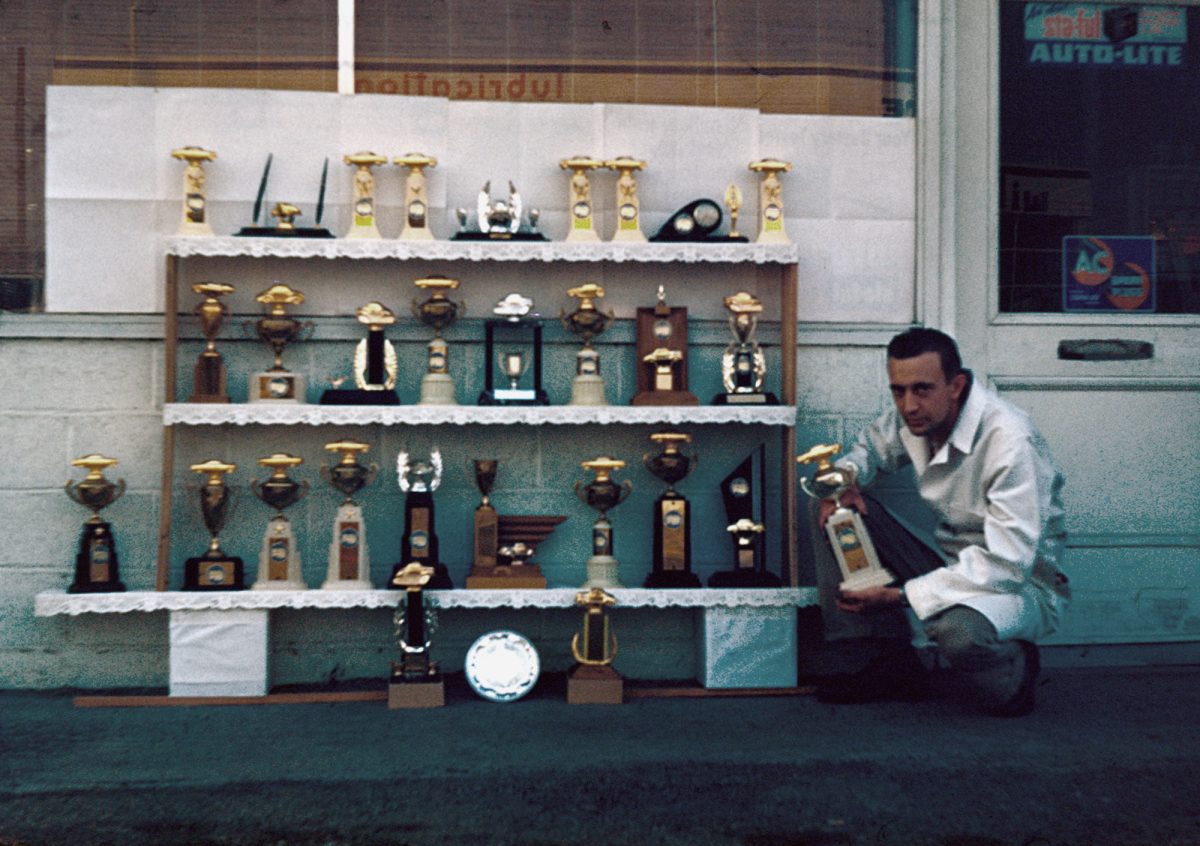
[562,283,613,406]
[189,282,235,403]
[320,440,379,590]
[798,444,893,592]
[642,431,700,588]
[65,454,127,593]
[714,291,777,405]
[171,146,217,236]
[749,158,792,244]
[559,155,605,242]
[343,152,388,239]
[249,453,309,590]
[465,459,564,589]
[470,459,500,573]
[567,587,623,704]
[411,276,463,405]
[354,302,399,398]
[184,460,244,590]
[389,563,445,708]
[248,283,312,403]
[605,156,646,242]
[723,183,747,242]
[394,152,438,240]
[575,457,633,589]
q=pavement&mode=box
[1,666,1198,846]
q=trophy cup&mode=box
[722,183,749,242]
[320,302,401,405]
[631,285,698,406]
[749,158,792,244]
[394,152,438,240]
[562,283,614,406]
[320,440,378,590]
[798,443,893,592]
[453,181,545,240]
[189,282,235,403]
[714,291,778,405]
[171,146,217,236]
[560,156,605,242]
[471,458,500,571]
[567,587,623,705]
[465,460,564,589]
[575,457,633,589]
[64,454,127,593]
[183,460,245,591]
[249,453,309,590]
[478,294,549,405]
[642,432,700,588]
[388,563,444,708]
[412,276,463,406]
[343,151,388,239]
[708,447,781,587]
[392,450,453,589]
[248,283,313,403]
[605,156,646,242]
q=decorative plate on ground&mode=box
[464,630,541,702]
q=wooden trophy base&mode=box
[465,564,547,589]
[388,679,445,709]
[631,389,698,406]
[567,664,624,704]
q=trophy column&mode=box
[189,282,235,403]
[171,146,217,236]
[64,454,127,593]
[749,158,792,244]
[392,450,453,589]
[343,152,387,239]
[576,457,633,589]
[320,441,378,590]
[642,432,700,588]
[605,156,646,242]
[388,563,444,708]
[320,302,401,406]
[394,153,438,240]
[567,588,623,704]
[708,448,781,588]
[562,283,613,406]
[559,156,604,242]
[249,453,309,590]
[183,460,245,591]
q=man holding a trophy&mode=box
[801,328,1070,716]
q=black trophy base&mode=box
[183,555,246,591]
[477,390,550,406]
[70,523,125,593]
[69,577,126,594]
[644,569,701,589]
[320,388,401,406]
[650,233,749,244]
[452,232,549,242]
[389,561,453,590]
[712,392,780,406]
[235,226,335,239]
[707,569,783,588]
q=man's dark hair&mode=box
[887,327,964,380]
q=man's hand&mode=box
[818,484,869,527]
[837,585,903,614]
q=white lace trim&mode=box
[35,587,817,615]
[165,236,799,265]
[163,403,797,427]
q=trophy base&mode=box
[631,389,699,406]
[344,224,382,239]
[183,555,246,591]
[319,388,401,405]
[249,371,306,404]
[583,555,624,589]
[177,222,215,237]
[839,568,896,593]
[69,579,126,594]
[466,565,547,589]
[399,226,436,241]
[643,569,701,589]
[452,232,549,242]
[418,374,458,406]
[389,561,453,590]
[388,678,445,709]
[235,226,335,238]
[320,578,374,591]
[567,664,624,705]
[610,229,647,243]
[188,393,231,404]
[755,231,792,245]
[707,569,783,588]
[565,228,602,243]
[712,391,779,405]
[251,579,308,591]
[478,389,549,406]
[570,376,607,406]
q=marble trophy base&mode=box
[235,226,335,238]
[452,232,548,242]
[249,371,306,404]
[319,388,401,406]
[183,553,246,591]
[321,504,373,590]
[707,568,782,588]
[631,389,699,406]
[418,373,458,405]
[567,664,623,704]
[69,522,126,593]
[388,678,445,708]
[643,569,701,588]
[583,555,623,589]
[399,225,435,241]
[465,564,547,589]
[251,518,307,590]
[839,568,895,593]
[570,375,607,406]
[345,222,381,239]
[712,391,779,406]
[178,221,215,237]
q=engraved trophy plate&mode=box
[183,460,245,591]
[750,158,792,244]
[343,151,388,239]
[605,156,646,243]
[320,440,378,590]
[250,453,309,590]
[65,454,127,593]
[394,153,438,241]
[465,630,541,703]
[171,146,217,236]
[560,156,604,242]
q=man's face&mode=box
[887,351,967,441]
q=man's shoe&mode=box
[990,640,1040,718]
[815,643,931,704]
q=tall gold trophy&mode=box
[567,587,623,705]
[343,152,388,239]
[184,460,244,590]
[189,282,235,403]
[562,283,613,406]
[797,444,893,592]
[575,457,633,589]
[171,146,217,236]
[643,431,701,588]
[411,276,463,405]
[320,440,379,590]
[394,153,438,240]
[248,284,312,403]
[749,158,792,244]
[65,454,126,593]
[605,156,646,242]
[249,453,309,590]
[560,155,604,242]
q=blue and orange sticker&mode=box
[1062,235,1156,312]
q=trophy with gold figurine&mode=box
[562,283,613,406]
[749,158,792,244]
[183,460,245,591]
[249,453,309,590]
[722,183,749,242]
[632,285,698,406]
[465,459,564,588]
[560,155,605,242]
[478,294,549,405]
[392,450,453,589]
[171,146,217,236]
[567,587,623,705]
[343,152,388,239]
[575,457,633,589]
[189,282,235,403]
[708,447,781,587]
[798,443,893,592]
[247,284,313,403]
[321,302,401,405]
[714,291,777,405]
[389,563,444,709]
[412,276,463,406]
[605,156,646,242]
[642,432,700,588]
[394,152,438,240]
[320,440,378,590]
[65,454,126,593]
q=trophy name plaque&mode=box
[605,156,647,243]
[392,450,453,589]
[560,156,605,242]
[575,457,633,589]
[749,158,792,244]
[479,294,549,405]
[321,302,401,405]
[643,432,700,588]
[343,151,387,239]
[189,282,235,403]
[320,441,378,590]
[412,276,463,406]
[632,285,698,406]
[452,181,546,240]
[65,454,127,593]
[184,460,245,591]
[714,291,778,405]
[567,587,623,705]
[171,146,217,236]
[708,447,781,587]
[394,153,438,241]
[249,453,309,590]
[562,283,613,406]
[798,443,893,592]
[389,563,445,709]
[248,284,313,404]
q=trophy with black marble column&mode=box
[708,448,781,587]
[389,563,444,708]
[189,282,235,403]
[567,587,623,704]
[184,460,245,591]
[321,302,401,405]
[643,432,700,588]
[249,453,309,590]
[576,457,632,589]
[65,454,127,593]
[392,450,453,589]
[320,441,378,590]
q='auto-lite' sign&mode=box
[1062,235,1156,312]
[1025,4,1188,66]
